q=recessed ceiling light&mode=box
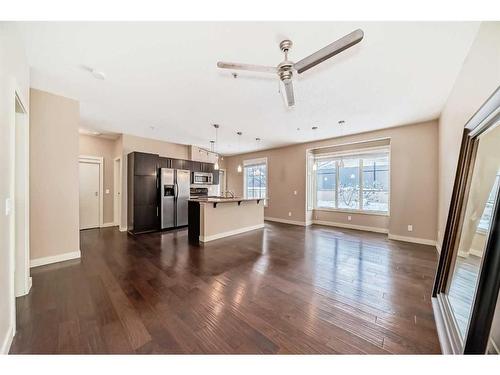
[91,69,106,80]
[312,126,318,130]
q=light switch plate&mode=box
[105,189,110,194]
[5,198,11,216]
[348,215,352,221]
[293,190,297,195]
[408,224,413,232]
[288,212,292,217]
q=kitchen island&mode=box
[188,197,265,243]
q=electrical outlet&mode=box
[105,189,110,194]
[408,225,413,232]
[347,215,352,221]
[288,212,292,217]
[293,190,297,195]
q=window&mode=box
[244,158,267,200]
[316,159,336,208]
[312,149,390,214]
[477,173,500,232]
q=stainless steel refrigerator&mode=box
[160,168,190,229]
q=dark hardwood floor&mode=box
[10,222,441,354]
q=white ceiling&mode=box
[18,22,480,155]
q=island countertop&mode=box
[188,197,264,204]
[188,197,265,243]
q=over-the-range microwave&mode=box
[192,171,213,185]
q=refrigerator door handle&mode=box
[174,183,178,199]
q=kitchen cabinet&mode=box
[128,151,220,234]
[127,152,160,234]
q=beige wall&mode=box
[30,89,80,261]
[119,134,189,229]
[225,120,439,242]
[79,134,119,224]
[200,201,264,240]
[438,22,500,248]
[0,23,30,354]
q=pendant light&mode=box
[236,131,242,173]
[213,124,220,170]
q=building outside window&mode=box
[313,149,390,214]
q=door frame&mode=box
[113,156,122,227]
[8,82,30,349]
[79,155,104,229]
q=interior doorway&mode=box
[78,156,103,230]
[113,157,122,227]
[13,93,30,298]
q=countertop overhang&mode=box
[188,197,266,208]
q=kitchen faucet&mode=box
[223,190,235,198]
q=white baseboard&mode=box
[436,243,442,254]
[30,250,81,268]
[265,217,308,226]
[101,222,117,228]
[119,226,127,232]
[200,224,265,242]
[387,233,437,246]
[0,324,14,354]
[305,220,313,226]
[312,220,388,234]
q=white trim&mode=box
[101,222,117,228]
[113,156,122,226]
[314,207,389,217]
[312,220,388,234]
[119,226,127,232]
[199,224,265,242]
[436,243,442,254]
[432,297,453,354]
[387,233,437,246]
[305,220,313,226]
[79,155,104,228]
[265,217,308,226]
[243,157,268,166]
[469,248,484,257]
[432,294,464,354]
[0,324,14,354]
[30,250,81,268]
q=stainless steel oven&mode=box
[192,171,213,185]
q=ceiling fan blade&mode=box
[294,29,364,74]
[217,61,277,74]
[283,79,295,107]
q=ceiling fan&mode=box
[217,29,364,108]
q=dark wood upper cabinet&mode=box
[128,151,220,233]
[133,152,159,176]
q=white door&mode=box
[79,161,100,229]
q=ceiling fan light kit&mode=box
[217,29,364,108]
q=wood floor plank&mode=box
[10,222,441,354]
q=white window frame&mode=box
[312,147,391,216]
[243,157,268,206]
